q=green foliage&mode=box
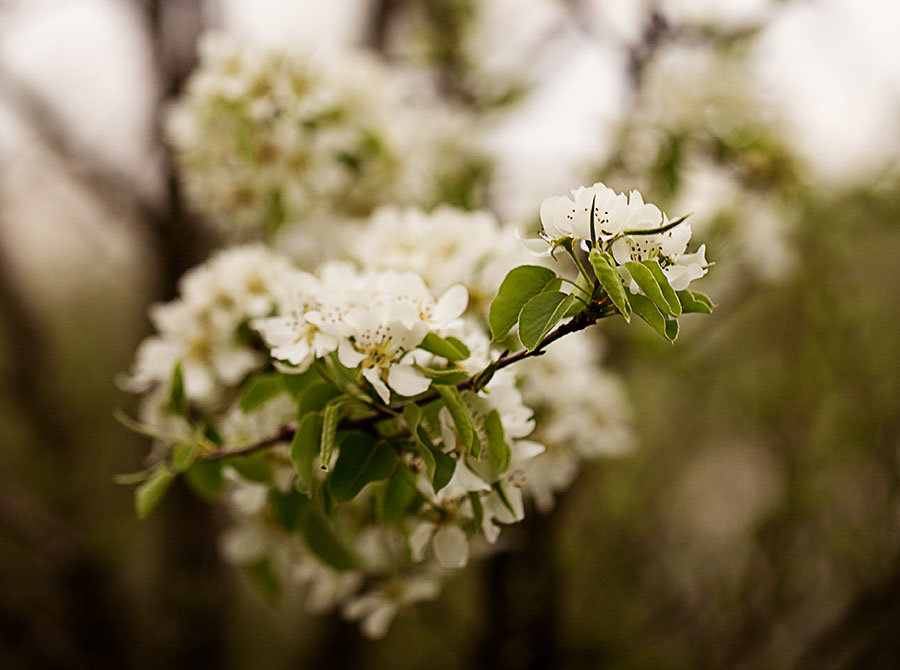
[298,381,340,414]
[240,373,285,413]
[319,397,346,471]
[172,440,200,472]
[589,249,632,322]
[484,409,510,473]
[630,294,677,342]
[415,365,470,385]
[135,466,175,519]
[290,413,322,493]
[489,265,560,340]
[624,261,680,317]
[419,333,471,361]
[381,464,419,521]
[677,290,716,314]
[327,432,397,503]
[436,385,482,457]
[518,291,576,351]
[169,361,186,415]
[184,460,225,501]
[297,501,362,571]
[228,452,272,482]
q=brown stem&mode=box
[197,309,604,461]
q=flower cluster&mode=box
[344,205,536,314]
[123,184,711,637]
[531,181,709,294]
[167,33,486,236]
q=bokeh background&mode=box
[2,0,900,668]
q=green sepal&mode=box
[518,291,575,351]
[589,249,632,322]
[135,466,175,519]
[489,265,560,340]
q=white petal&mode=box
[409,522,436,562]
[515,227,552,256]
[387,364,431,397]
[432,525,469,569]
[338,339,366,368]
[363,367,391,403]
[433,285,468,323]
[361,604,397,639]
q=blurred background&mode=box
[2,0,900,668]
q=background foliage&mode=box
[2,1,899,668]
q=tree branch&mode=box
[196,308,605,461]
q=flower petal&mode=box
[433,285,468,323]
[432,525,469,569]
[387,364,430,397]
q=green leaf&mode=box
[281,369,317,399]
[629,293,668,339]
[677,290,715,314]
[641,260,682,316]
[327,432,397,503]
[665,317,679,342]
[319,397,345,471]
[404,404,438,481]
[518,291,575,351]
[589,249,631,322]
[432,451,457,493]
[229,452,272,482]
[624,261,675,317]
[419,333,471,361]
[172,440,200,472]
[415,365,470,385]
[484,410,511,473]
[382,464,418,521]
[297,502,361,571]
[135,467,175,519]
[246,557,281,600]
[240,373,285,413]
[169,361,186,415]
[435,386,482,457]
[184,460,225,501]
[489,265,560,340]
[290,413,322,493]
[298,382,340,415]
[270,489,306,532]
